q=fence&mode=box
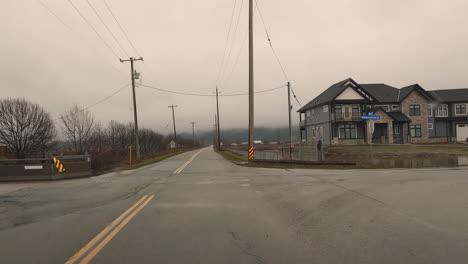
[0,155,92,181]
[228,143,324,162]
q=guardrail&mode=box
[0,155,92,181]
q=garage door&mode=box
[457,124,468,142]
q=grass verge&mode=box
[125,151,186,170]
[215,149,248,161]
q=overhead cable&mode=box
[139,83,286,97]
[66,0,121,59]
[38,0,72,31]
[53,82,130,121]
[86,0,129,57]
[103,0,142,57]
[216,0,238,85]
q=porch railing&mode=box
[333,113,361,121]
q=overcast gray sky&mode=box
[2,0,468,134]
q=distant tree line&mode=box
[0,98,201,161]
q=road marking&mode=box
[173,149,203,174]
[79,195,155,264]
[64,195,153,264]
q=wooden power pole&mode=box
[168,105,177,144]
[248,0,254,161]
[120,57,143,161]
[215,87,221,150]
[287,82,292,160]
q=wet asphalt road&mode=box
[1,147,468,263]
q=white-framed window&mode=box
[428,105,433,117]
[428,123,433,130]
[375,105,390,112]
[323,105,329,113]
[455,104,467,116]
[435,104,448,117]
[311,109,315,119]
[391,105,399,111]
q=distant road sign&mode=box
[361,115,380,120]
[170,140,176,149]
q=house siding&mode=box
[304,104,331,145]
[400,90,430,143]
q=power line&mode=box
[219,0,245,89]
[216,0,238,85]
[84,83,130,110]
[139,83,286,97]
[220,30,248,88]
[291,87,302,106]
[254,0,288,82]
[66,0,121,59]
[140,84,215,97]
[221,84,286,96]
[38,0,72,31]
[103,0,141,57]
[38,0,126,75]
[254,0,302,106]
[53,82,130,121]
[86,0,129,57]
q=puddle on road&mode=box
[352,156,468,169]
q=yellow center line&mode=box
[64,195,149,264]
[79,195,156,264]
[173,149,204,174]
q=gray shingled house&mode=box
[298,78,468,145]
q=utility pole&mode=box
[215,86,221,150]
[214,114,218,148]
[287,82,293,160]
[248,0,255,160]
[120,57,143,161]
[191,122,196,148]
[168,105,177,144]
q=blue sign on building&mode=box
[361,115,380,120]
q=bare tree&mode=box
[106,120,132,154]
[88,122,107,153]
[0,98,56,158]
[60,105,96,153]
[139,128,164,155]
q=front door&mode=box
[393,123,403,144]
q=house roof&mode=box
[359,84,399,102]
[386,112,412,122]
[301,78,468,114]
[298,78,351,112]
[397,84,435,102]
[364,107,412,122]
[298,78,378,112]
[429,88,468,102]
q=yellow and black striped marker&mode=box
[52,157,66,173]
[248,147,255,160]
